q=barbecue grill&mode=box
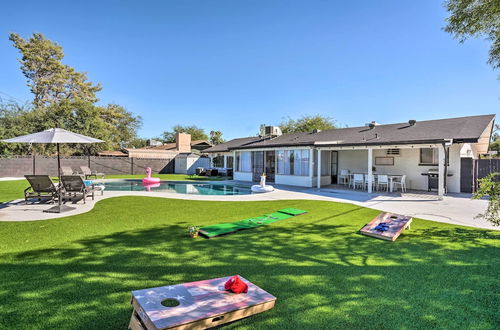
[421,169,453,192]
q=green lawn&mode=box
[0,179,29,202]
[0,194,498,329]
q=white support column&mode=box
[223,154,228,168]
[438,145,445,197]
[309,148,314,187]
[209,155,214,168]
[317,149,322,189]
[367,148,373,193]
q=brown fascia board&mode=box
[228,138,480,150]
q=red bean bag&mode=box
[224,275,248,294]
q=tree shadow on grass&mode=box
[0,221,498,330]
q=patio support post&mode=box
[317,148,322,189]
[367,148,373,193]
[223,154,227,168]
[438,145,445,197]
[308,148,314,187]
[209,155,214,167]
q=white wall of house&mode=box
[234,171,253,182]
[336,144,462,193]
[275,174,313,187]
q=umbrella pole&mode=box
[44,143,75,213]
[57,143,62,207]
[57,143,61,179]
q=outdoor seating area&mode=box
[195,167,233,177]
[61,166,106,179]
[24,174,103,206]
[338,170,407,193]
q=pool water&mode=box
[99,180,253,195]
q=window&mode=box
[420,148,438,165]
[300,150,309,176]
[277,149,309,176]
[420,148,449,166]
[213,155,224,167]
[235,153,240,171]
[321,150,330,176]
[235,152,251,172]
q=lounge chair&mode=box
[24,175,59,204]
[61,166,75,175]
[60,175,95,204]
[79,166,105,179]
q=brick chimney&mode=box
[176,133,191,152]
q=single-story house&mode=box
[204,114,495,196]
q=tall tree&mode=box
[489,124,500,153]
[279,115,337,133]
[41,100,142,154]
[9,33,102,108]
[100,104,143,149]
[3,33,143,156]
[162,125,208,143]
[444,0,500,71]
[0,100,142,156]
[0,102,37,155]
[209,130,225,145]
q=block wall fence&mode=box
[0,155,175,177]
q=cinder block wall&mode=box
[0,156,175,177]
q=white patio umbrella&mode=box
[2,128,104,213]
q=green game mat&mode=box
[278,208,308,216]
[198,208,308,238]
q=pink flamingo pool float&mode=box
[142,167,161,185]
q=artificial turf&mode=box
[0,195,498,329]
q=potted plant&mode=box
[188,225,200,238]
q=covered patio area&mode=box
[313,141,462,197]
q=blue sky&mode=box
[0,0,498,140]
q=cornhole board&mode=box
[359,212,412,241]
[129,276,276,330]
[198,208,307,238]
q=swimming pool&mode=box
[98,180,253,195]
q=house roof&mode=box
[136,140,212,151]
[204,136,264,153]
[215,114,495,151]
[97,150,128,157]
[191,140,212,146]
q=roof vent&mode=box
[409,119,417,126]
[366,121,379,129]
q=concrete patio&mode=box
[0,179,496,230]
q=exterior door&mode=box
[331,151,338,184]
[252,151,264,182]
[265,151,275,182]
